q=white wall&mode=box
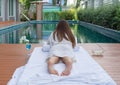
[94,0,100,8]
[1,0,5,21]
[103,0,113,5]
[49,0,52,4]
[80,0,117,9]
[67,0,77,6]
[46,0,64,6]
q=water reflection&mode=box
[77,25,119,43]
[0,24,56,43]
[0,23,119,43]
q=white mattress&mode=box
[8,46,116,85]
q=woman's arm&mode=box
[75,36,78,46]
[47,32,53,46]
[74,36,79,51]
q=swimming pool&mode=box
[0,21,119,43]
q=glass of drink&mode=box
[26,43,31,56]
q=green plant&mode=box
[76,0,81,8]
[52,0,56,5]
[77,4,120,31]
[43,12,60,20]
[59,8,77,20]
[64,0,67,6]
[43,8,78,21]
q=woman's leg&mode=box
[47,56,60,75]
[61,57,73,76]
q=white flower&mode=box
[19,36,29,44]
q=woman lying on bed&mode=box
[47,19,77,76]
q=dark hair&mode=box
[53,20,76,48]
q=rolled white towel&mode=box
[42,44,51,52]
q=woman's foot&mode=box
[61,68,71,76]
[61,57,72,76]
[47,57,60,76]
[48,67,59,76]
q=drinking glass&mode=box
[92,44,104,56]
[26,43,31,56]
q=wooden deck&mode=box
[0,21,21,28]
[0,44,120,85]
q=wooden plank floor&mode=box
[0,44,120,85]
[0,21,21,28]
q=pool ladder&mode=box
[21,12,32,27]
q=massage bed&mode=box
[7,46,116,85]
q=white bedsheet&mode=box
[8,46,116,85]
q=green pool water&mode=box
[0,23,119,44]
[77,25,119,43]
